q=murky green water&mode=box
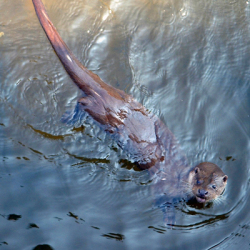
[1,0,250,249]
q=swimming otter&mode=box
[32,0,228,224]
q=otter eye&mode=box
[195,167,199,174]
[212,185,216,189]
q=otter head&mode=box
[188,162,228,203]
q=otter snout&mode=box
[198,189,208,197]
[198,189,208,198]
[196,189,209,203]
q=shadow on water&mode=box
[1,0,250,249]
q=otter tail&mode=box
[32,0,118,98]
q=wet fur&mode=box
[32,0,186,171]
[32,0,228,224]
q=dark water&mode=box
[1,0,250,249]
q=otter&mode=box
[32,0,228,224]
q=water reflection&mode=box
[1,0,250,249]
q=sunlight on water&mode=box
[1,0,250,249]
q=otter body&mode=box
[32,0,228,223]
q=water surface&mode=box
[1,0,250,249]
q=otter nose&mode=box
[198,189,208,197]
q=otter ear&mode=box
[223,175,228,182]
[194,167,199,174]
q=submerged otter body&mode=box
[32,0,228,223]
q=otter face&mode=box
[189,162,228,203]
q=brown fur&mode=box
[32,0,228,213]
[188,162,228,203]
